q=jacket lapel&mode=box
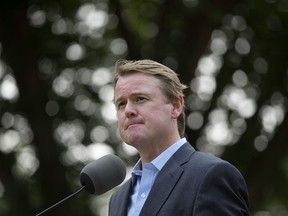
[139,143,195,216]
[111,179,133,216]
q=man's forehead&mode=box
[115,76,161,100]
[116,73,160,89]
[115,85,154,100]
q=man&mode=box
[109,59,249,215]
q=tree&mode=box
[0,0,287,215]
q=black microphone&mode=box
[36,154,126,216]
[80,154,126,195]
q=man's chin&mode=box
[124,135,144,147]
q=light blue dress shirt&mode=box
[127,138,187,216]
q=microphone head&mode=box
[80,154,126,195]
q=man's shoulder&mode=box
[177,142,239,173]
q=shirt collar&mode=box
[131,138,187,182]
[151,138,187,171]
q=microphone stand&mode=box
[36,185,86,216]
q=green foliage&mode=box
[0,0,287,215]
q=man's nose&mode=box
[124,102,137,117]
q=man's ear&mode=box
[171,96,184,119]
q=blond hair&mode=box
[114,59,187,137]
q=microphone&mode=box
[36,154,126,216]
[80,154,126,195]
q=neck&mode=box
[138,135,181,165]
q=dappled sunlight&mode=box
[54,120,85,146]
[231,115,247,135]
[221,85,257,118]
[28,7,46,27]
[61,144,87,164]
[190,75,216,101]
[38,58,56,80]
[66,43,85,61]
[89,194,109,216]
[254,135,269,152]
[253,57,268,74]
[45,100,59,116]
[0,74,19,102]
[0,0,287,214]
[101,101,117,123]
[0,60,5,78]
[235,37,251,55]
[210,30,228,55]
[187,14,259,154]
[76,3,108,36]
[231,15,247,31]
[0,129,21,153]
[188,51,257,153]
[99,84,114,102]
[15,146,39,177]
[205,109,233,146]
[28,2,110,38]
[52,17,73,35]
[187,94,210,111]
[0,113,34,153]
[196,54,222,76]
[251,92,287,152]
[195,135,225,156]
[1,112,14,128]
[110,38,128,56]
[187,111,204,130]
[232,70,248,87]
[187,9,288,167]
[86,143,114,160]
[91,67,112,87]
[189,53,222,104]
[52,68,75,97]
[206,122,234,146]
[74,94,92,111]
[260,104,285,134]
[0,112,37,178]
[61,142,115,165]
[195,108,239,155]
[76,67,92,85]
[90,125,109,143]
[75,95,98,116]
[54,119,117,165]
[8,114,34,144]
[55,120,116,166]
[121,141,138,156]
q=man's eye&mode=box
[117,102,126,109]
[137,97,146,102]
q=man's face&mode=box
[114,72,178,150]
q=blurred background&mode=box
[0,0,287,215]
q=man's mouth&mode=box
[126,122,142,130]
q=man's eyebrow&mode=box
[114,97,123,104]
[130,92,153,98]
[115,92,152,104]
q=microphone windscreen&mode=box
[80,154,126,195]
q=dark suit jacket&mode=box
[109,143,249,216]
